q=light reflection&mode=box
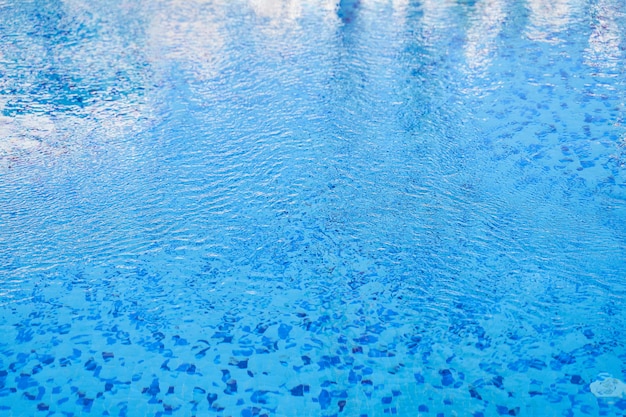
[391,0,410,27]
[464,0,506,72]
[525,0,583,43]
[249,0,302,24]
[584,0,623,71]
[248,0,306,61]
[248,0,337,41]
[0,0,152,171]
[0,114,65,170]
[420,0,456,41]
[146,0,338,77]
[147,0,227,82]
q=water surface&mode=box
[1,0,626,416]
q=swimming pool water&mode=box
[1,0,626,416]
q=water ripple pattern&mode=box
[1,0,626,416]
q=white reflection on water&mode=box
[0,115,64,171]
[525,0,584,43]
[245,0,338,58]
[584,0,623,71]
[464,0,506,72]
[420,0,457,45]
[146,0,338,78]
[386,0,410,30]
[1,0,623,173]
[147,0,227,82]
[0,0,152,172]
[249,0,303,24]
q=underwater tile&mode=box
[354,335,378,345]
[224,379,238,394]
[290,385,309,396]
[241,406,262,417]
[142,378,160,397]
[278,324,292,340]
[469,387,482,400]
[318,389,332,410]
[570,375,584,385]
[250,390,271,405]
[439,369,455,386]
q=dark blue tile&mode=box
[17,374,38,390]
[39,355,55,365]
[142,378,160,396]
[368,349,386,358]
[251,390,270,405]
[84,358,98,371]
[290,385,309,396]
[439,369,454,386]
[278,324,292,340]
[318,389,331,410]
[354,335,378,344]
[241,406,261,417]
[224,379,237,394]
[570,375,584,385]
[615,399,626,410]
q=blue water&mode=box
[1,0,626,416]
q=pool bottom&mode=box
[1,255,624,417]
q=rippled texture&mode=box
[1,0,626,416]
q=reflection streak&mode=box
[585,0,623,71]
[464,0,506,72]
[525,0,583,43]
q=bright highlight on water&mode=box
[1,0,626,416]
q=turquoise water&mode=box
[1,0,626,416]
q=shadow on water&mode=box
[337,0,360,24]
